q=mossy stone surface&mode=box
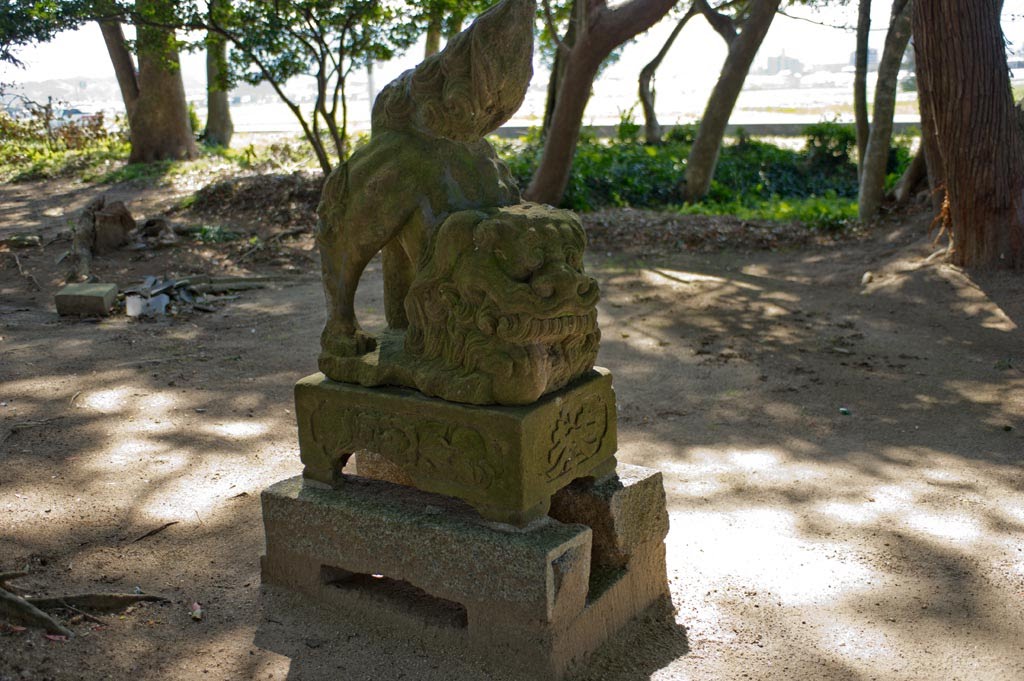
[295,367,617,526]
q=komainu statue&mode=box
[315,0,600,405]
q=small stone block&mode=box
[294,368,618,526]
[54,283,118,316]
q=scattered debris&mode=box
[121,274,274,318]
[838,407,852,416]
[189,602,203,621]
[1,418,65,446]
[130,521,180,544]
[0,233,42,249]
[5,252,41,290]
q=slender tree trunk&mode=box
[639,6,696,145]
[425,11,443,58]
[894,147,927,205]
[129,0,197,163]
[682,0,781,203]
[526,0,680,206]
[858,0,912,221]
[854,0,871,175]
[542,0,579,138]
[97,20,139,122]
[204,0,233,147]
[533,45,604,201]
[914,0,1024,269]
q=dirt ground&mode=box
[1,176,1023,681]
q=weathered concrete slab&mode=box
[54,283,117,316]
[295,368,618,526]
[261,464,670,679]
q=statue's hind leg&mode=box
[318,227,379,366]
[381,240,414,329]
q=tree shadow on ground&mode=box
[2,226,1023,680]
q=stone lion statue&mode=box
[317,0,534,362]
[404,205,601,405]
[315,0,601,405]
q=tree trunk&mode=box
[204,0,233,147]
[682,0,781,203]
[542,0,579,138]
[639,6,696,145]
[97,20,139,122]
[526,0,680,206]
[425,11,443,58]
[913,0,1024,269]
[894,147,927,205]
[129,0,197,163]
[857,0,912,221]
[854,0,871,175]
[531,46,604,203]
[913,40,945,215]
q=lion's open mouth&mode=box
[493,310,597,343]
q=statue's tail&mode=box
[372,0,536,141]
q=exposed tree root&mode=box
[0,572,170,636]
[0,588,74,637]
[26,593,169,612]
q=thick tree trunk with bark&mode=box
[639,6,696,145]
[854,0,871,174]
[128,0,197,163]
[204,0,233,147]
[913,40,945,215]
[858,0,912,221]
[914,0,1024,269]
[682,0,780,203]
[526,0,679,205]
[98,20,139,121]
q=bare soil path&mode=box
[1,177,1022,681]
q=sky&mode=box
[2,2,1023,127]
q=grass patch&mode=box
[677,194,858,232]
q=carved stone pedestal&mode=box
[295,368,618,526]
[260,464,670,680]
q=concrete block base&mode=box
[54,283,117,316]
[260,463,669,680]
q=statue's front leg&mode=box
[318,236,378,367]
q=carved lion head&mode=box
[404,204,601,405]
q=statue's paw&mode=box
[321,328,378,358]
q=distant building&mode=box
[763,52,804,76]
[849,48,879,71]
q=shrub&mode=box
[803,119,857,168]
[495,123,868,229]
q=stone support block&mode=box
[294,368,618,526]
[550,463,671,570]
[54,283,117,316]
[261,465,670,679]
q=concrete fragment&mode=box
[549,462,671,569]
[54,283,117,316]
